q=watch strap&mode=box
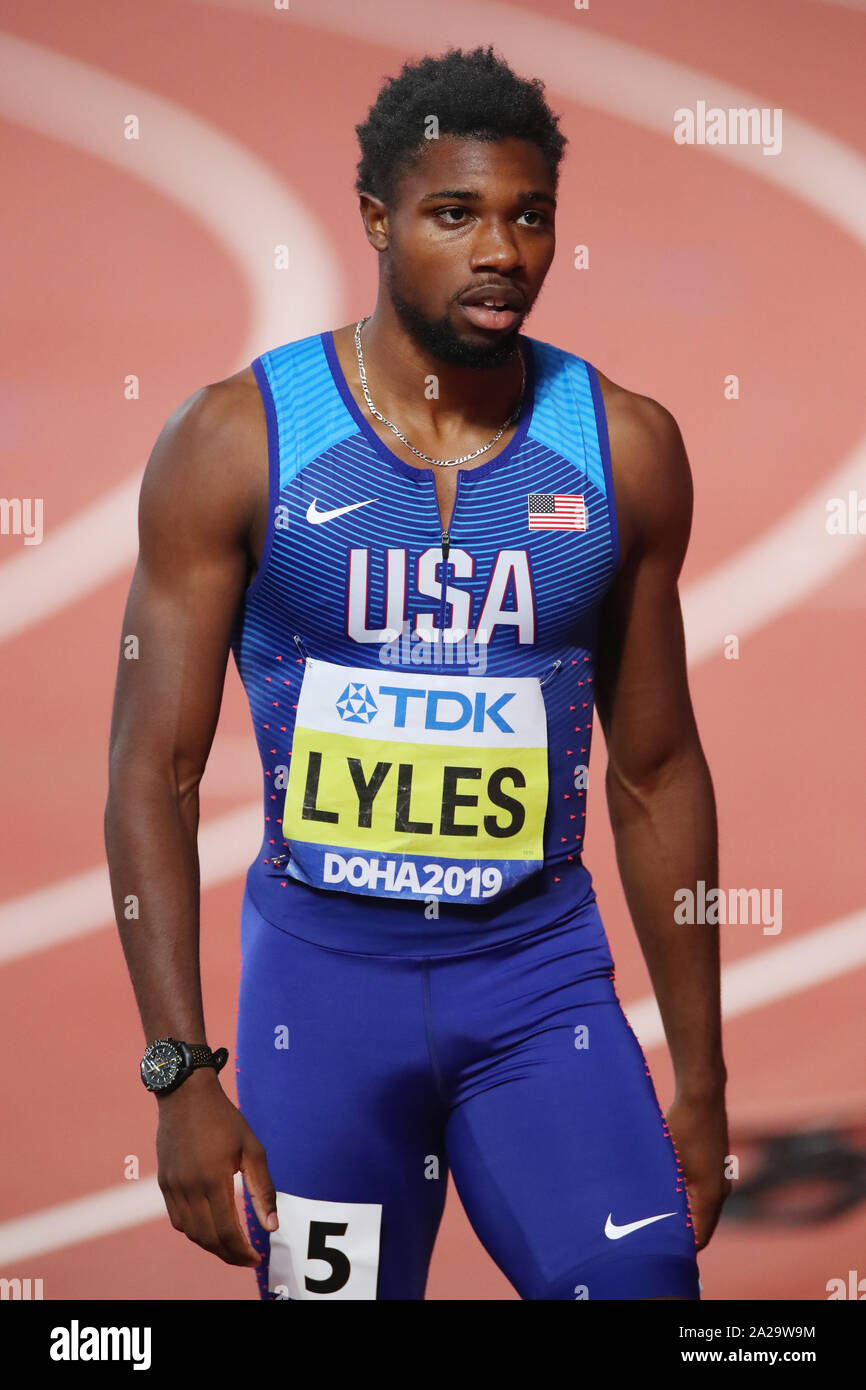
[182,1042,229,1074]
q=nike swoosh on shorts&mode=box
[604,1211,677,1240]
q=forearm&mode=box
[104,765,207,1045]
[606,745,726,1099]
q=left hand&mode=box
[664,1091,732,1251]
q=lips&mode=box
[457,284,524,333]
[458,284,524,310]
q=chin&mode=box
[438,323,522,370]
[454,335,522,370]
[390,278,522,370]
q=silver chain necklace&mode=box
[353,315,525,468]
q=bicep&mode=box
[107,386,256,795]
[594,399,699,788]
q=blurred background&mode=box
[1,0,864,1300]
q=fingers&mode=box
[203,1174,261,1266]
[693,1204,712,1251]
[241,1137,279,1234]
[159,1180,185,1236]
[160,1175,261,1267]
[691,1186,727,1251]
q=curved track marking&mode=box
[1,7,863,646]
[0,33,342,640]
[198,0,866,661]
[0,477,141,645]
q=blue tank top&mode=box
[230,329,620,955]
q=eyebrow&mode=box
[419,188,557,208]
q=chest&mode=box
[273,456,616,658]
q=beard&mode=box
[386,263,523,370]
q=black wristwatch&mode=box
[140,1037,229,1094]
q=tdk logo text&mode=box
[379,686,515,733]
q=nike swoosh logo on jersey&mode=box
[306,497,378,525]
[604,1211,677,1240]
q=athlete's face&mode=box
[373,135,557,369]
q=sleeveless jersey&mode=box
[229,329,620,955]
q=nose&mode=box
[469,217,524,273]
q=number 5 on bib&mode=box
[268,1191,383,1300]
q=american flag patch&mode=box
[527,493,587,531]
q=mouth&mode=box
[457,286,524,333]
[458,303,521,332]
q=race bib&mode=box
[269,1191,382,1300]
[281,657,548,904]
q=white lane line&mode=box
[1,919,862,1266]
[0,476,141,647]
[0,34,342,642]
[0,1173,246,1267]
[681,440,865,663]
[624,906,866,1046]
[0,805,260,964]
[0,1179,164,1265]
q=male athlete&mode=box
[105,47,730,1300]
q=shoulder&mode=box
[169,366,264,453]
[139,366,266,541]
[592,365,693,572]
[526,335,686,477]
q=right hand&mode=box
[156,1068,278,1267]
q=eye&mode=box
[435,206,549,227]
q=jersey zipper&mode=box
[437,472,459,663]
[437,528,451,671]
[440,525,451,622]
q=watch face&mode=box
[141,1040,183,1090]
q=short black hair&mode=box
[354,45,568,208]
